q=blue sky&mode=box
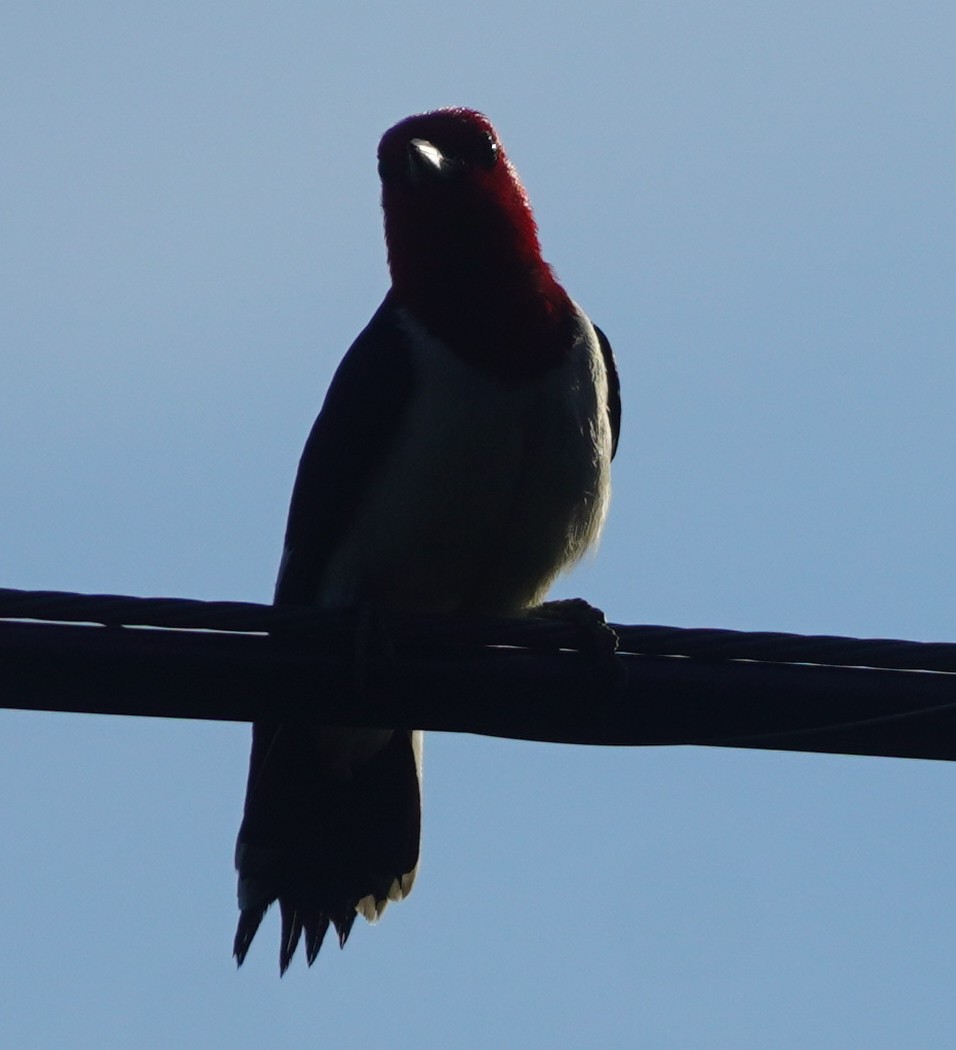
[2,3,955,1047]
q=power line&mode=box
[1,587,955,761]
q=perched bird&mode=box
[233,107,621,973]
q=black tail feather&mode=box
[279,899,304,975]
[304,913,331,965]
[234,900,339,973]
[234,904,268,967]
[332,906,358,949]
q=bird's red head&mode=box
[377,108,574,374]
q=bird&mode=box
[233,107,621,973]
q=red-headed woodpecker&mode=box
[233,108,621,973]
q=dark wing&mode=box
[593,324,621,460]
[274,292,415,605]
[235,291,416,961]
[238,294,415,922]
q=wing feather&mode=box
[593,323,621,460]
[275,292,415,605]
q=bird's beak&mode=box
[407,138,448,182]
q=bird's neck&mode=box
[391,262,575,378]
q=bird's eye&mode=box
[447,128,498,171]
[473,131,498,170]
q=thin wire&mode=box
[1,586,955,673]
[693,696,956,750]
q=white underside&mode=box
[311,303,613,616]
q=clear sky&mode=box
[2,3,955,1047]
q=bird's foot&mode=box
[532,598,627,697]
[533,598,618,656]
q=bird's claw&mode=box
[532,598,627,698]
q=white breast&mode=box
[318,305,613,615]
